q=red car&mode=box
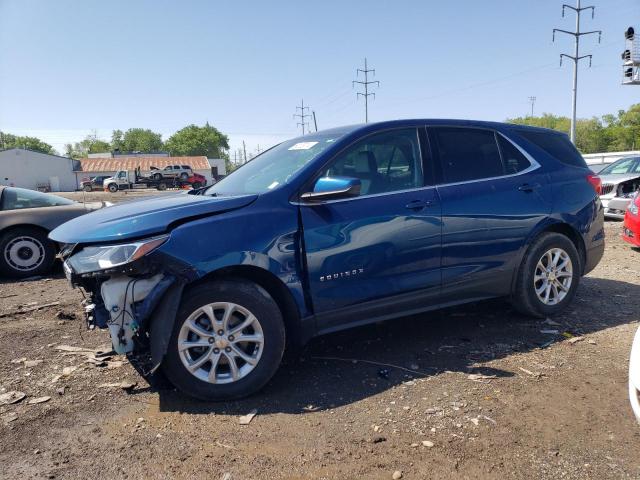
[622,191,640,247]
[187,173,207,189]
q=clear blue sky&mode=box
[1,0,639,157]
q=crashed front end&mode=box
[60,235,188,368]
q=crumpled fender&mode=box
[149,280,186,370]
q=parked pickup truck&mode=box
[103,168,206,192]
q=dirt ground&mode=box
[0,215,639,479]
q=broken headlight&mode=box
[67,235,168,274]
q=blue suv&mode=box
[51,120,604,400]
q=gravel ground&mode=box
[0,220,639,480]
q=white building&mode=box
[208,158,227,178]
[0,148,79,192]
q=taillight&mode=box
[629,192,640,215]
[587,174,602,195]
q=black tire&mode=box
[191,181,202,189]
[0,227,56,278]
[162,280,286,401]
[511,232,581,318]
[180,172,189,180]
[107,183,118,193]
[83,184,92,192]
[153,173,162,181]
[157,182,167,191]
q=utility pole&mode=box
[553,0,601,144]
[353,57,380,123]
[242,140,247,164]
[312,111,318,132]
[528,96,537,117]
[293,99,311,135]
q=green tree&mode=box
[112,128,163,153]
[64,132,110,158]
[164,123,229,158]
[0,131,56,155]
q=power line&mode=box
[352,57,380,123]
[553,0,602,144]
[293,98,312,135]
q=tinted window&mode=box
[517,130,587,168]
[497,135,531,174]
[599,157,640,175]
[0,187,74,211]
[431,127,503,183]
[181,165,192,169]
[323,128,423,196]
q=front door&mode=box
[300,128,442,331]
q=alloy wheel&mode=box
[533,247,573,306]
[177,302,264,384]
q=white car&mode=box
[598,157,640,219]
[630,326,640,424]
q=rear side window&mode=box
[181,165,191,169]
[431,127,503,183]
[497,135,531,174]
[517,130,587,168]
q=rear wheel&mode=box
[153,173,162,181]
[157,182,167,191]
[0,228,56,278]
[180,172,189,180]
[162,280,286,400]
[511,232,581,317]
[191,181,202,189]
[83,184,92,192]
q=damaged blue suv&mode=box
[51,120,604,400]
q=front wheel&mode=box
[511,232,581,318]
[0,228,56,278]
[83,184,92,192]
[107,183,118,193]
[161,280,286,400]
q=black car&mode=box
[82,175,112,192]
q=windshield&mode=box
[206,134,341,195]
[599,157,640,175]
[0,187,75,211]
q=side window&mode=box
[516,130,587,168]
[497,135,531,174]
[163,166,172,171]
[322,128,423,196]
[431,127,503,183]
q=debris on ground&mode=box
[239,409,258,425]
[0,391,26,405]
[27,396,51,405]
[568,336,585,344]
[392,470,403,479]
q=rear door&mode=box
[428,126,551,302]
[299,127,442,331]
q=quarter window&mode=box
[431,127,503,183]
[497,135,531,174]
[322,128,423,196]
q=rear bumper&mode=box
[605,197,632,220]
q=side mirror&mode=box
[300,176,361,202]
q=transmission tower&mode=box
[528,96,537,117]
[293,99,312,135]
[353,58,380,123]
[553,0,601,144]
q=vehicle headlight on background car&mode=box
[66,235,168,274]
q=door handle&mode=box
[405,200,433,211]
[517,182,541,192]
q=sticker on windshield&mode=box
[288,141,318,150]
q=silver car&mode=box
[0,186,106,278]
[598,156,640,219]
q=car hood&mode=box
[49,193,258,244]
[599,173,640,184]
